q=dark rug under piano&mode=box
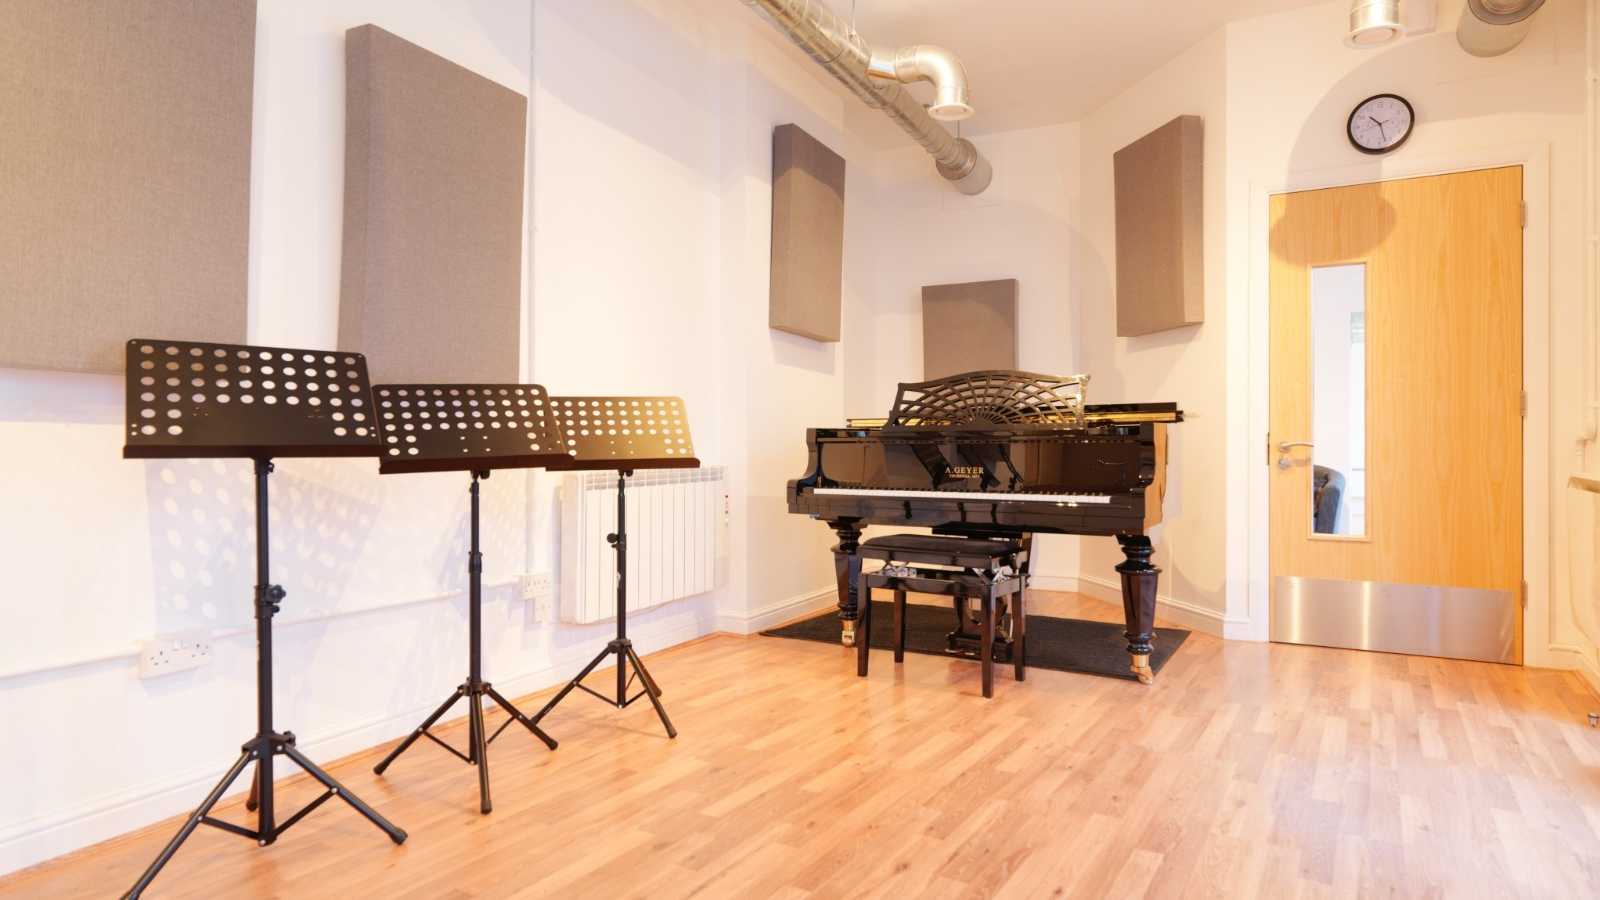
[763,601,1190,683]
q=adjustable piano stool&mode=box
[120,340,406,898]
[369,384,568,814]
[530,396,700,739]
[858,534,1030,698]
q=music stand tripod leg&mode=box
[485,684,557,750]
[126,459,406,896]
[374,472,555,813]
[530,642,612,723]
[625,645,677,738]
[122,749,254,899]
[468,694,491,813]
[530,470,676,739]
[280,743,407,841]
[373,686,466,774]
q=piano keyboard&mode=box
[814,487,1113,505]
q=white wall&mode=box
[530,0,876,633]
[0,0,875,875]
[1074,30,1231,631]
[856,121,1084,579]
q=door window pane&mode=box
[1309,264,1366,536]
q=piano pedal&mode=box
[945,633,1013,663]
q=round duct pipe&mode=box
[1347,0,1403,48]
[1458,0,1547,57]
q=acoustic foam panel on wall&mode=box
[769,124,846,343]
[0,0,256,374]
[1113,115,1204,337]
[340,25,527,383]
[922,279,1019,380]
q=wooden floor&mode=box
[7,591,1600,899]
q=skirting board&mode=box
[716,586,836,635]
[1547,643,1600,699]
[0,617,708,877]
[1071,573,1228,637]
[1026,574,1082,595]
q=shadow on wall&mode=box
[534,0,722,181]
[140,457,380,635]
[772,328,837,376]
[460,2,533,84]
[1270,186,1397,266]
[0,369,122,425]
[1275,24,1574,204]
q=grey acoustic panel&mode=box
[340,24,527,383]
[0,0,255,373]
[1113,115,1204,337]
[921,279,1018,380]
[769,124,846,343]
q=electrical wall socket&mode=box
[520,573,553,601]
[520,573,555,622]
[138,630,213,679]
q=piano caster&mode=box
[1130,653,1153,685]
[841,620,857,647]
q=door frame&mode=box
[1243,143,1552,665]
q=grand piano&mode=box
[787,370,1182,683]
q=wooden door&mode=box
[1268,167,1523,662]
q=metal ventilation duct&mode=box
[1347,0,1403,47]
[740,0,993,195]
[1458,0,1548,57]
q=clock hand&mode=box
[1368,115,1387,141]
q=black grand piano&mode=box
[787,370,1182,683]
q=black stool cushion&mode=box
[860,533,1022,568]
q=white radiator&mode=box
[559,466,724,624]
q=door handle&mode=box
[1276,440,1313,470]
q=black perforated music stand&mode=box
[530,396,699,740]
[120,339,404,899]
[368,383,568,814]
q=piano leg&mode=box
[829,519,864,647]
[1115,534,1160,685]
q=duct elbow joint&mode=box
[868,44,974,121]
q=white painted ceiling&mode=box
[845,0,1333,133]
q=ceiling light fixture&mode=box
[1347,0,1403,48]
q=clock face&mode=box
[1347,93,1414,154]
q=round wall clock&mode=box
[1347,93,1415,155]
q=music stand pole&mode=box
[531,470,676,739]
[125,459,406,899]
[373,470,557,813]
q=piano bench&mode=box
[858,533,1024,570]
[856,535,1027,699]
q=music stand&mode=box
[368,383,569,813]
[530,396,699,739]
[120,339,405,899]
